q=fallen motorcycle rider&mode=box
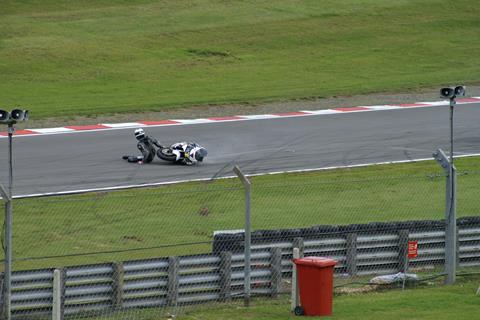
[122,128,207,165]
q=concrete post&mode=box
[291,238,304,312]
[292,237,304,258]
[52,269,65,320]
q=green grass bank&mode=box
[86,275,480,319]
[179,276,480,320]
[1,0,479,119]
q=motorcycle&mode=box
[157,142,208,165]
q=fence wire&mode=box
[3,164,480,319]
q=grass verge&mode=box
[1,0,479,118]
[179,276,480,320]
[83,275,480,319]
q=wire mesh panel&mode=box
[11,178,247,319]
[13,178,244,269]
[246,163,480,296]
[249,170,445,285]
[456,164,480,270]
[4,160,480,319]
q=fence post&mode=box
[219,251,232,302]
[433,148,456,284]
[0,272,3,316]
[398,229,409,273]
[270,247,282,297]
[167,257,179,306]
[444,165,457,284]
[52,269,65,320]
[346,233,357,276]
[112,262,124,310]
[233,166,251,307]
[0,184,11,320]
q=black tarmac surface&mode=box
[1,103,479,196]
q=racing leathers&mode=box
[123,135,163,163]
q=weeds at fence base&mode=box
[336,285,381,295]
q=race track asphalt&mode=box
[1,103,479,196]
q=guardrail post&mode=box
[456,227,460,267]
[219,251,232,302]
[112,262,124,310]
[346,233,357,276]
[167,257,179,306]
[52,268,65,320]
[398,229,409,273]
[270,247,282,297]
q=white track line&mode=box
[14,152,480,199]
[101,122,143,128]
[2,97,479,139]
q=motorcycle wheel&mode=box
[293,306,304,316]
[157,148,177,162]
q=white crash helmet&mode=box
[134,128,145,140]
[193,147,207,162]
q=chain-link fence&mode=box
[2,160,480,319]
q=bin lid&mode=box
[293,256,337,268]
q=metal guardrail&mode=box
[7,218,480,319]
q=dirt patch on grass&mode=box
[335,285,381,295]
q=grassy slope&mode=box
[12,157,480,269]
[0,0,479,118]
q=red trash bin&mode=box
[293,256,337,316]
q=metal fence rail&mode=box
[6,217,480,319]
[122,257,168,309]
